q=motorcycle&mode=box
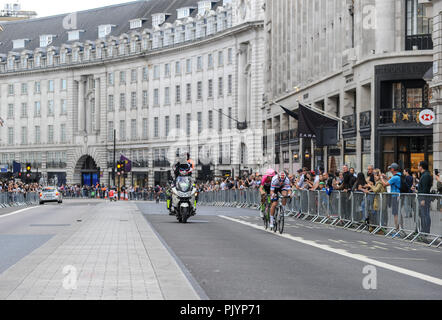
[171,175,197,223]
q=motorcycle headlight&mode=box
[177,191,191,197]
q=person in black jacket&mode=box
[417,161,432,234]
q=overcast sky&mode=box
[3,0,138,17]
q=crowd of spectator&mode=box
[197,161,439,236]
[0,180,40,194]
[198,161,439,195]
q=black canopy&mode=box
[279,103,339,147]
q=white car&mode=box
[39,187,63,205]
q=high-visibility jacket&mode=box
[187,159,195,170]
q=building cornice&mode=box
[0,20,264,78]
[272,50,433,105]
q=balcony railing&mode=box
[342,114,356,135]
[359,111,371,131]
[274,132,281,146]
[46,161,67,169]
[153,159,170,167]
[218,157,231,165]
[378,108,431,128]
[406,34,433,51]
[132,160,149,168]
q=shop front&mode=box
[375,62,434,171]
[380,136,433,173]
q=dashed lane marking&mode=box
[219,215,442,287]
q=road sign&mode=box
[419,109,435,126]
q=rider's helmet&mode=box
[179,164,191,176]
[266,168,276,177]
[279,171,287,181]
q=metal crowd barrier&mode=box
[0,192,39,208]
[198,189,442,247]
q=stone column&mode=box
[375,0,395,53]
[78,77,86,134]
[95,77,101,132]
[237,43,248,125]
[431,1,442,175]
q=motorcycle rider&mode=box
[173,153,193,179]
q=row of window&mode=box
[108,50,233,87]
[107,108,233,141]
[0,151,67,165]
[5,100,68,118]
[5,9,233,73]
[108,76,233,110]
[3,79,66,96]
[3,124,67,145]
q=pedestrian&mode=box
[367,169,387,231]
[380,163,403,233]
[417,160,432,234]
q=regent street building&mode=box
[0,0,265,187]
[263,0,435,175]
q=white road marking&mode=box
[0,206,39,219]
[372,245,389,251]
[367,257,427,261]
[219,215,442,287]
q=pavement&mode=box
[0,199,441,300]
[0,200,200,300]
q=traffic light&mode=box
[116,161,122,174]
[26,163,31,173]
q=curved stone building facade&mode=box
[0,0,265,187]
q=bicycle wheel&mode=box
[273,208,278,232]
[262,205,268,229]
[278,207,285,234]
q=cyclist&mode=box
[270,171,291,228]
[259,169,276,218]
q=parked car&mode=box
[39,187,63,205]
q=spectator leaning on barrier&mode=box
[380,162,402,233]
[417,160,432,234]
[435,170,442,194]
[367,169,387,231]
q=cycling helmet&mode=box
[279,171,286,181]
[266,168,276,177]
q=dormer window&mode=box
[152,13,168,27]
[98,25,114,38]
[7,57,14,70]
[68,30,84,42]
[13,39,29,49]
[130,19,143,29]
[142,37,148,50]
[198,1,212,15]
[21,56,27,69]
[119,40,127,55]
[84,47,90,60]
[40,35,54,47]
[96,45,102,59]
[60,51,66,64]
[35,54,41,67]
[47,52,53,66]
[177,7,192,19]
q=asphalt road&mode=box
[137,202,442,300]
